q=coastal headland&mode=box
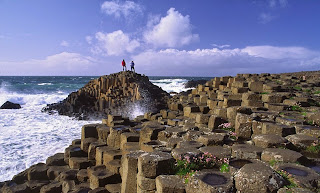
[1,70,320,193]
[42,71,169,120]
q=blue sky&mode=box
[0,0,319,76]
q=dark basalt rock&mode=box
[42,71,169,120]
[0,101,21,109]
[184,79,209,88]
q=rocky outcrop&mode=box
[0,101,21,109]
[184,79,209,89]
[3,70,320,193]
[43,71,169,120]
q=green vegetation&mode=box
[173,153,230,183]
[291,105,303,112]
[269,159,278,167]
[306,142,320,154]
[301,112,307,117]
[277,170,298,189]
[218,123,237,140]
[261,92,269,94]
[220,163,230,173]
[306,120,314,125]
[276,80,282,84]
[303,89,312,93]
[314,90,320,94]
[293,86,302,91]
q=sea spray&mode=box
[0,77,100,181]
[150,78,191,93]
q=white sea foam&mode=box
[151,78,190,93]
[37,83,53,86]
[0,88,99,182]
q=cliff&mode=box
[43,71,169,119]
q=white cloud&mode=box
[146,14,161,28]
[259,13,275,24]
[86,36,93,44]
[39,52,95,68]
[278,0,288,7]
[92,30,140,56]
[269,0,288,8]
[242,46,317,59]
[0,52,98,76]
[256,0,288,24]
[144,8,199,48]
[132,46,320,76]
[60,40,69,47]
[101,0,143,19]
[212,44,231,49]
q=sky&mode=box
[0,0,319,76]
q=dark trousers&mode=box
[122,66,126,71]
[131,66,135,72]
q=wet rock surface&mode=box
[2,70,320,192]
[184,79,209,89]
[0,101,21,109]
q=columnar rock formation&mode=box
[43,71,169,119]
[2,71,320,193]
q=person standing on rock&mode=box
[130,61,135,72]
[122,59,126,71]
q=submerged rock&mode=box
[42,71,169,120]
[0,101,21,109]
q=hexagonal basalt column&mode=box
[139,121,165,144]
[261,148,304,163]
[252,134,288,148]
[231,144,263,159]
[186,170,234,193]
[107,125,129,148]
[275,163,320,190]
[89,169,121,189]
[235,163,285,193]
[137,152,175,192]
[121,151,145,193]
[156,175,185,193]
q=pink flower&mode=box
[185,156,190,163]
[224,123,231,128]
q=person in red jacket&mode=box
[122,59,126,71]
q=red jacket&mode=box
[122,61,126,66]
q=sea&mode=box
[0,75,210,182]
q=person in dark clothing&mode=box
[122,59,126,71]
[130,61,135,72]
